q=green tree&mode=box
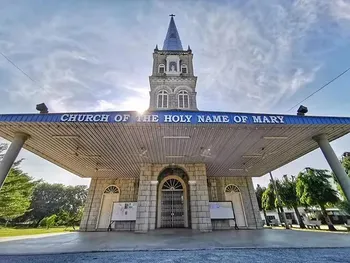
[262,183,276,211]
[60,185,87,229]
[46,214,57,229]
[255,184,269,226]
[62,185,87,215]
[0,160,36,226]
[39,214,57,229]
[276,175,306,229]
[26,183,87,227]
[57,206,84,230]
[262,182,289,225]
[296,168,339,231]
[27,183,67,227]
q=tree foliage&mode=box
[296,168,339,231]
[0,144,87,227]
[0,148,37,225]
[255,184,265,211]
[256,184,270,226]
[297,169,339,207]
[40,214,57,229]
[276,175,306,228]
[25,183,87,226]
[341,156,350,175]
[262,183,276,211]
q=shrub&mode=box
[39,214,57,229]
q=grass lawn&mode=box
[0,226,78,237]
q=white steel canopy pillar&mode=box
[0,132,29,189]
[313,134,350,201]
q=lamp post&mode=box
[269,172,289,229]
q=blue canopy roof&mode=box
[1,110,350,125]
[162,16,183,51]
[1,110,349,179]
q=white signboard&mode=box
[209,202,234,219]
[111,202,137,221]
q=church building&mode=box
[1,16,349,233]
[80,16,261,232]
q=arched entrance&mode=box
[157,167,189,228]
[97,185,120,229]
[225,184,247,227]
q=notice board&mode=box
[209,201,234,220]
[111,202,137,221]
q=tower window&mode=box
[181,64,187,74]
[178,90,189,109]
[157,90,168,108]
[158,64,165,74]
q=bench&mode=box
[281,219,293,228]
[269,219,279,226]
[304,219,321,229]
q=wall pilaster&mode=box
[189,164,212,232]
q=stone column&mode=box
[80,178,98,231]
[313,134,350,201]
[0,132,29,189]
[135,165,153,232]
[208,178,218,201]
[189,164,212,232]
[244,177,263,229]
[148,181,158,230]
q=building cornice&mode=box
[154,50,192,55]
[149,76,197,84]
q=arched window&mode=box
[178,90,189,109]
[158,64,165,74]
[225,184,240,193]
[181,64,187,74]
[162,178,183,190]
[104,185,120,194]
[157,90,168,108]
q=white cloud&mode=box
[2,0,350,113]
[1,0,350,185]
[331,0,350,21]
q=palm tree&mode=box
[276,175,306,229]
[255,184,269,226]
[296,168,339,231]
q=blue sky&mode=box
[1,0,350,187]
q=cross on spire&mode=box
[169,14,175,17]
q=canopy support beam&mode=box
[313,134,350,201]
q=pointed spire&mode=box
[163,14,183,51]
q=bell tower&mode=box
[148,15,198,111]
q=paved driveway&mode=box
[0,229,349,255]
[2,248,350,263]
